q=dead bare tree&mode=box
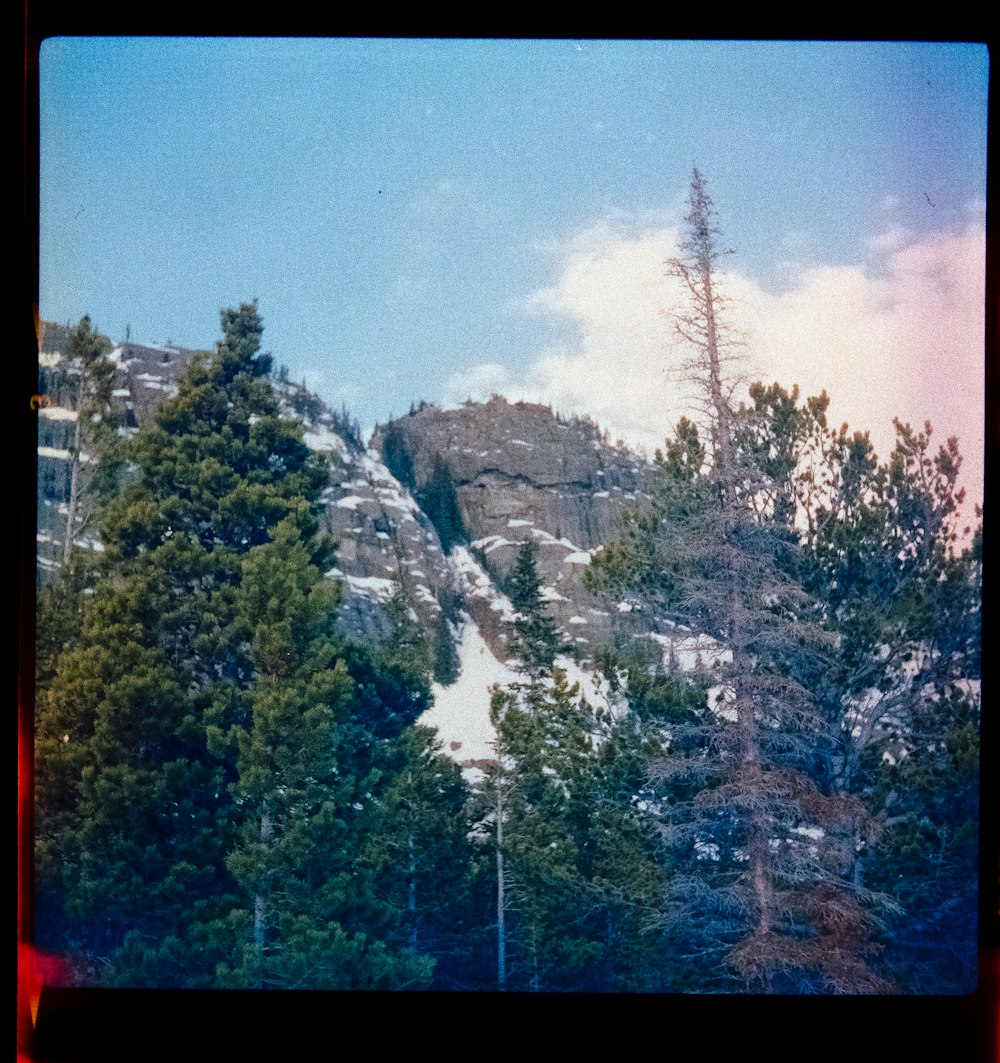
[594,169,894,992]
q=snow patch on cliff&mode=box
[451,546,517,621]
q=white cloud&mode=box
[867,226,912,254]
[444,361,512,404]
[446,221,692,453]
[448,212,985,510]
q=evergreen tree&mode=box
[480,544,667,991]
[505,541,563,684]
[35,302,434,988]
[357,725,486,989]
[729,379,981,992]
[790,413,981,991]
[204,522,431,989]
[484,673,592,990]
[41,316,121,570]
[416,453,467,554]
[431,610,460,686]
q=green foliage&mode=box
[505,541,564,681]
[588,174,903,994]
[847,634,979,992]
[415,453,467,554]
[35,561,94,689]
[592,378,981,993]
[365,581,434,727]
[41,316,125,570]
[48,315,117,420]
[35,293,979,994]
[477,539,670,991]
[483,662,672,991]
[752,396,982,993]
[431,611,460,685]
[35,302,440,990]
[357,726,484,988]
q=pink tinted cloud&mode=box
[743,222,984,512]
[451,215,985,518]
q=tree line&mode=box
[34,174,979,993]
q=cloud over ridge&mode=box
[446,211,985,509]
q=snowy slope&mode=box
[421,613,519,770]
[420,610,621,773]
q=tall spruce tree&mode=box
[35,302,434,988]
[789,410,980,991]
[357,724,485,989]
[36,301,300,983]
[209,522,434,989]
[728,378,981,992]
[588,171,892,993]
[505,541,563,685]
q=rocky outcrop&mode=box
[36,327,661,670]
[36,325,683,772]
[372,397,658,658]
[301,422,455,646]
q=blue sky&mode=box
[38,38,988,503]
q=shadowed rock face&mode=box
[375,395,646,497]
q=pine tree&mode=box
[479,543,577,990]
[209,522,433,989]
[35,302,435,988]
[39,316,121,570]
[431,610,460,685]
[36,302,306,982]
[505,541,563,684]
[790,413,981,991]
[589,171,892,993]
[357,725,486,989]
[694,378,982,993]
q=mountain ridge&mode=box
[35,324,665,764]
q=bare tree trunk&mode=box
[496,772,507,991]
[674,170,781,983]
[698,247,736,489]
[62,407,82,569]
[407,832,418,952]
[253,811,273,982]
[669,166,738,494]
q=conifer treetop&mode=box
[667,167,743,488]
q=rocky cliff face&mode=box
[370,396,657,659]
[36,329,662,654]
[301,419,455,647]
